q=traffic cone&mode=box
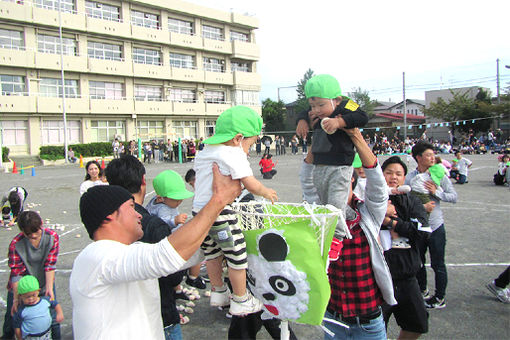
[101,159,105,169]
[20,164,24,175]
[31,167,36,177]
[79,155,84,168]
[12,161,18,174]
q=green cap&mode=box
[153,170,194,200]
[352,153,362,168]
[304,74,342,99]
[506,161,510,167]
[452,158,458,163]
[429,164,445,186]
[17,275,39,295]
[203,106,262,145]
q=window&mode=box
[40,78,79,98]
[204,90,225,104]
[37,34,77,56]
[168,18,193,35]
[90,120,125,142]
[231,61,249,72]
[34,0,75,13]
[202,25,223,40]
[41,120,80,145]
[132,47,161,65]
[172,121,197,140]
[137,120,164,140]
[88,41,122,61]
[233,90,259,106]
[169,88,196,103]
[0,75,26,95]
[131,10,160,29]
[89,81,123,99]
[230,31,249,42]
[205,120,215,137]
[85,1,121,22]
[1,120,27,146]
[135,85,162,101]
[169,53,194,69]
[0,28,24,50]
[203,57,224,73]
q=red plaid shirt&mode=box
[7,228,59,291]
[328,202,383,317]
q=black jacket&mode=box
[383,193,429,280]
[296,99,368,165]
[136,203,184,327]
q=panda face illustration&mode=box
[246,229,310,320]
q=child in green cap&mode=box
[296,74,369,238]
[13,275,63,340]
[192,105,277,316]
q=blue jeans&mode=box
[417,224,448,299]
[323,311,386,340]
[164,324,182,340]
[456,174,467,184]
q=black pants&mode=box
[495,266,510,288]
[228,311,297,340]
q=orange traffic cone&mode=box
[12,161,18,174]
[79,154,84,168]
[101,159,105,169]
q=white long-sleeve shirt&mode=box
[70,238,185,340]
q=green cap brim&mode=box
[165,190,194,200]
[203,133,237,145]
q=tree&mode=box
[262,98,286,132]
[294,69,315,114]
[347,87,377,117]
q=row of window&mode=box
[0,75,259,104]
[1,119,213,145]
[5,0,250,42]
[0,29,253,72]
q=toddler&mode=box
[1,205,12,228]
[193,105,277,316]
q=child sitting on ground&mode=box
[296,74,368,238]
[259,154,277,179]
[13,275,63,340]
[1,205,13,228]
[193,106,278,316]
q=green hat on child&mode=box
[203,106,263,145]
[429,164,445,186]
[304,74,342,99]
[153,170,194,200]
[352,153,362,168]
[17,275,39,295]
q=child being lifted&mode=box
[296,74,369,238]
[192,106,278,316]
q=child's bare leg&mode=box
[228,267,246,297]
[189,263,201,278]
[206,256,225,289]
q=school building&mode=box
[0,0,261,156]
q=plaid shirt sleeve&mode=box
[8,234,27,278]
[44,228,59,271]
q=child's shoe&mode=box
[210,288,230,307]
[391,237,411,249]
[229,294,263,316]
[186,275,207,289]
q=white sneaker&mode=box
[210,289,230,307]
[486,281,510,303]
[229,294,263,316]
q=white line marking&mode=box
[469,166,493,171]
[425,263,510,267]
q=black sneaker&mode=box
[186,275,207,290]
[424,295,446,309]
[421,288,430,299]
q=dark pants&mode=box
[456,174,467,184]
[495,266,510,288]
[228,311,296,340]
[417,225,447,299]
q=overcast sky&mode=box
[189,0,510,104]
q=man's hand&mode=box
[424,180,437,195]
[424,201,436,213]
[296,120,309,139]
[175,213,187,225]
[45,286,55,301]
[211,163,241,206]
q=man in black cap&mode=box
[70,164,240,339]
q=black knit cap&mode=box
[79,185,133,239]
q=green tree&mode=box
[347,87,377,117]
[294,68,315,113]
[262,98,286,132]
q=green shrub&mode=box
[40,142,113,159]
[2,147,9,162]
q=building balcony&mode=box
[89,98,134,114]
[34,53,88,72]
[202,38,232,54]
[88,57,133,76]
[36,96,89,114]
[169,32,203,50]
[132,62,171,80]
[170,67,204,82]
[0,47,34,68]
[131,25,170,45]
[134,100,173,115]
[0,1,32,23]
[32,6,86,31]
[172,101,206,115]
[232,71,261,88]
[231,12,259,29]
[204,71,233,85]
[205,103,231,116]
[85,16,131,40]
[0,93,36,112]
[231,40,260,61]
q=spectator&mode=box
[0,187,28,227]
[68,148,77,163]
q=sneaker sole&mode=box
[425,302,446,309]
[486,283,509,303]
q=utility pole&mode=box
[58,0,69,163]
[496,58,500,104]
[403,72,407,141]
